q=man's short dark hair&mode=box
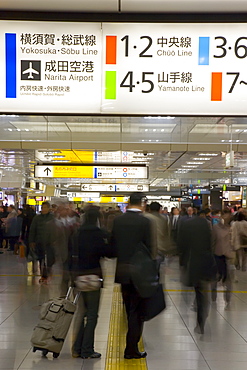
[42,201,50,208]
[129,192,147,206]
[150,202,162,212]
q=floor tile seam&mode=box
[231,291,247,304]
[166,291,212,370]
[15,346,32,370]
[215,306,247,344]
[0,283,42,326]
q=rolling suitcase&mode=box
[31,287,79,358]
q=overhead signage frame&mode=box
[80,183,149,192]
[2,21,247,115]
[34,164,148,179]
[0,21,102,114]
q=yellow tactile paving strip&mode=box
[105,285,148,370]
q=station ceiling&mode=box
[2,0,247,13]
[0,1,246,193]
[0,114,246,192]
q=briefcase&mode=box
[130,242,159,298]
[140,283,166,321]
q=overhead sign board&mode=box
[35,150,145,163]
[67,192,100,198]
[115,184,149,192]
[102,23,247,115]
[233,178,247,185]
[2,21,247,115]
[210,184,240,191]
[0,21,102,113]
[226,151,234,168]
[34,165,148,179]
[191,188,210,195]
[80,183,149,192]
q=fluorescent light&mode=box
[182,165,198,168]
[198,153,218,156]
[187,162,204,165]
[144,116,175,120]
[193,157,211,161]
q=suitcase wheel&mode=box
[53,352,59,358]
[33,347,37,353]
[42,349,49,357]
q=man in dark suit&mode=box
[178,216,214,334]
[111,192,152,359]
[169,207,181,247]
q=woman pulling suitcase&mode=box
[72,206,113,359]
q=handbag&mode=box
[75,275,103,292]
[130,242,159,298]
[140,284,166,321]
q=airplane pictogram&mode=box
[22,62,39,79]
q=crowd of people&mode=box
[1,197,247,359]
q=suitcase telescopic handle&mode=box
[65,287,73,300]
[65,287,80,305]
[73,292,80,305]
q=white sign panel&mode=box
[0,21,102,113]
[102,23,247,115]
[81,184,116,191]
[94,166,148,179]
[115,184,149,192]
[67,192,100,198]
[80,183,149,192]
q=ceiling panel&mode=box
[1,0,247,13]
[122,0,247,13]
[0,0,118,12]
[0,114,247,190]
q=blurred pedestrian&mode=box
[111,192,152,359]
[232,211,247,271]
[29,201,55,283]
[178,216,215,334]
[72,207,112,359]
[211,210,234,309]
[145,201,170,265]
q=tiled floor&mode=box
[1,251,247,370]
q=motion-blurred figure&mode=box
[5,205,18,252]
[29,201,55,283]
[211,210,234,309]
[232,212,247,271]
[178,216,215,334]
[145,201,170,265]
[72,207,112,359]
[111,192,152,359]
[169,207,181,248]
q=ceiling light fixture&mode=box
[198,153,218,156]
[187,162,204,165]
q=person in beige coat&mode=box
[232,212,247,271]
[211,210,235,309]
[145,202,171,266]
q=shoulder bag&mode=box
[130,242,159,298]
[75,275,103,292]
